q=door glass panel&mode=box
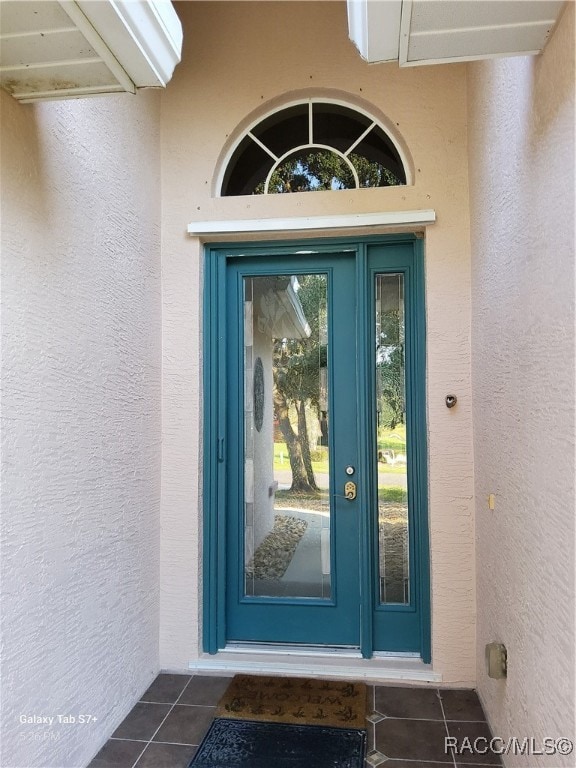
[375,274,409,604]
[243,274,331,599]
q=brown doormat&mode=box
[215,675,367,729]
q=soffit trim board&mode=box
[0,0,182,101]
[187,210,436,236]
[15,84,126,103]
[398,0,413,68]
[74,0,183,87]
[59,0,135,93]
[349,0,565,66]
[399,48,543,69]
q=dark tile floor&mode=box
[88,674,501,768]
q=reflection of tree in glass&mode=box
[377,310,405,430]
[255,149,402,194]
[259,150,354,194]
[349,154,402,188]
[273,275,327,492]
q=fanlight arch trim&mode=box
[216,97,412,197]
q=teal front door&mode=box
[204,236,430,660]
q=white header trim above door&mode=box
[187,210,436,236]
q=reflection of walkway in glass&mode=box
[253,469,408,601]
[379,500,409,604]
[250,507,331,599]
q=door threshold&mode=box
[224,642,363,657]
[189,648,441,684]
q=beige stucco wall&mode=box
[0,89,161,767]
[161,1,475,682]
[468,3,575,764]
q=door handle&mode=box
[344,481,357,500]
[334,481,357,501]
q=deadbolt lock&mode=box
[344,481,357,500]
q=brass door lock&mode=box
[344,481,357,500]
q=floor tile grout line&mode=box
[382,758,452,765]
[112,735,200,747]
[370,685,376,752]
[129,740,151,768]
[370,714,482,722]
[437,689,458,768]
[375,715,448,722]
[111,736,200,747]
[377,761,454,766]
[139,700,217,708]
[129,675,200,768]
[445,718,488,723]
[137,675,194,706]
[144,738,200,747]
[136,702,490,722]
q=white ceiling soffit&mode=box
[347,0,565,66]
[0,0,182,102]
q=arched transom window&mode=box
[221,100,407,196]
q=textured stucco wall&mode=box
[161,1,475,681]
[468,4,575,764]
[0,89,162,768]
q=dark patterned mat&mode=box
[189,718,366,768]
[216,674,367,729]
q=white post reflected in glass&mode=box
[243,274,331,599]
